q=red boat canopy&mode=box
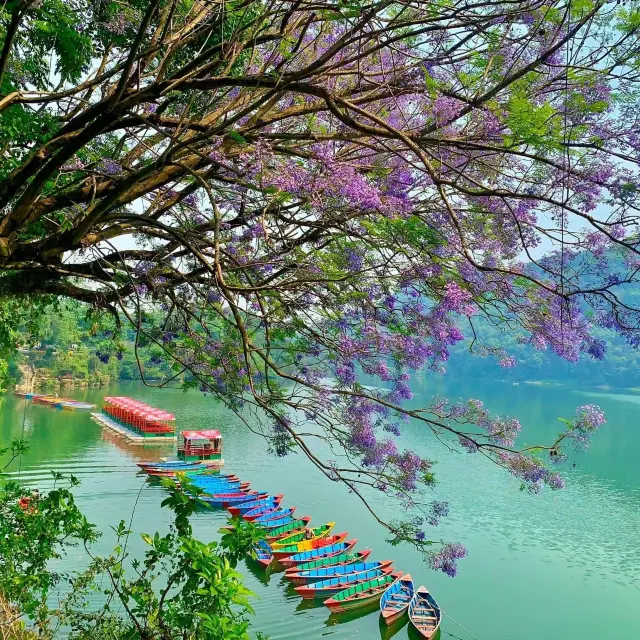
[181,429,221,440]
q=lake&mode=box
[1,378,638,640]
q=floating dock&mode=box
[91,413,177,444]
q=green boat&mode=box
[285,549,372,575]
[324,573,401,613]
[271,523,333,549]
[264,517,311,539]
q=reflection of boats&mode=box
[408,586,441,639]
[101,429,170,461]
[380,573,414,625]
[15,393,95,410]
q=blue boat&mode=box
[191,479,242,491]
[286,559,394,585]
[227,494,283,516]
[252,507,295,523]
[279,539,357,569]
[260,514,297,529]
[248,540,273,569]
[139,461,204,469]
[380,572,414,625]
[201,492,267,508]
[295,566,395,598]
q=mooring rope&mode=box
[441,609,482,640]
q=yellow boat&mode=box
[271,522,335,550]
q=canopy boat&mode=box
[295,565,395,599]
[102,397,176,438]
[271,523,335,549]
[409,586,441,639]
[227,494,284,517]
[284,549,372,579]
[324,573,402,614]
[201,492,266,508]
[278,539,358,569]
[263,516,312,538]
[286,557,389,585]
[248,507,296,523]
[177,429,222,465]
[380,573,414,626]
[273,533,347,561]
[248,540,273,569]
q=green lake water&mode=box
[1,378,639,639]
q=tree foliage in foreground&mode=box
[1,0,640,570]
[0,462,265,639]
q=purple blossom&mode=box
[99,158,122,176]
[431,543,468,577]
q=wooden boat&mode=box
[138,461,207,470]
[380,573,414,625]
[201,492,266,508]
[284,549,372,579]
[264,517,312,538]
[248,506,296,523]
[285,554,383,585]
[295,565,395,598]
[324,572,402,614]
[271,523,335,549]
[273,532,347,561]
[227,494,283,517]
[145,467,208,478]
[247,540,273,569]
[409,586,441,638]
[278,538,358,569]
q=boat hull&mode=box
[278,539,357,569]
[409,587,441,639]
[295,566,394,598]
[272,532,345,560]
[288,558,393,586]
[285,549,372,582]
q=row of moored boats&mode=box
[136,460,441,636]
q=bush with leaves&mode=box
[0,460,266,640]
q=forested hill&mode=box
[447,320,640,388]
[5,299,640,390]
